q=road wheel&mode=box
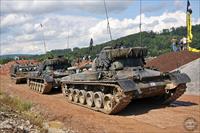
[103,94,114,112]
[94,92,104,108]
[86,91,94,107]
[73,89,80,103]
[79,90,87,104]
[68,89,74,101]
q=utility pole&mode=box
[67,24,70,49]
[104,0,113,41]
[40,23,47,54]
[140,0,142,47]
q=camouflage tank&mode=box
[61,46,190,114]
[10,64,37,84]
[27,56,72,94]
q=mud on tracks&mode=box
[0,75,199,133]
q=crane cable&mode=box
[103,0,113,41]
[140,0,142,47]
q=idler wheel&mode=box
[94,92,104,108]
[68,89,74,101]
[73,89,80,103]
[103,94,114,112]
[86,91,94,107]
[79,90,87,104]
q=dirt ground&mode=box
[0,75,199,133]
[146,50,200,72]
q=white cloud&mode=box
[1,14,32,28]
[1,10,200,55]
[90,11,200,42]
[1,0,134,15]
[22,23,35,34]
[15,34,35,42]
[1,42,42,55]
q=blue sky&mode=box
[1,0,200,55]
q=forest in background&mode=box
[1,24,200,64]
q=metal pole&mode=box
[104,0,113,41]
[67,24,69,49]
[40,24,47,54]
[140,0,142,46]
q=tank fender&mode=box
[44,75,54,83]
[169,73,191,84]
[117,79,141,94]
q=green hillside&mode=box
[1,25,200,64]
[46,24,200,61]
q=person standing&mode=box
[171,38,178,52]
[179,37,187,50]
[182,37,187,50]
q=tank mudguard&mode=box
[117,79,141,94]
[169,72,191,84]
[61,72,99,81]
[44,75,54,83]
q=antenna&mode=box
[139,0,142,46]
[67,24,70,49]
[103,0,113,41]
[40,23,47,54]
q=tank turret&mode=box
[93,46,147,71]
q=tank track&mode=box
[110,92,133,114]
[62,82,133,114]
[163,83,186,104]
[27,79,52,94]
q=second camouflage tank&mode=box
[27,56,73,94]
[10,64,37,84]
[61,46,191,114]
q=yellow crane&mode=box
[186,0,200,52]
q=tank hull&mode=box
[61,71,189,114]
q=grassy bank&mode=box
[0,91,46,132]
